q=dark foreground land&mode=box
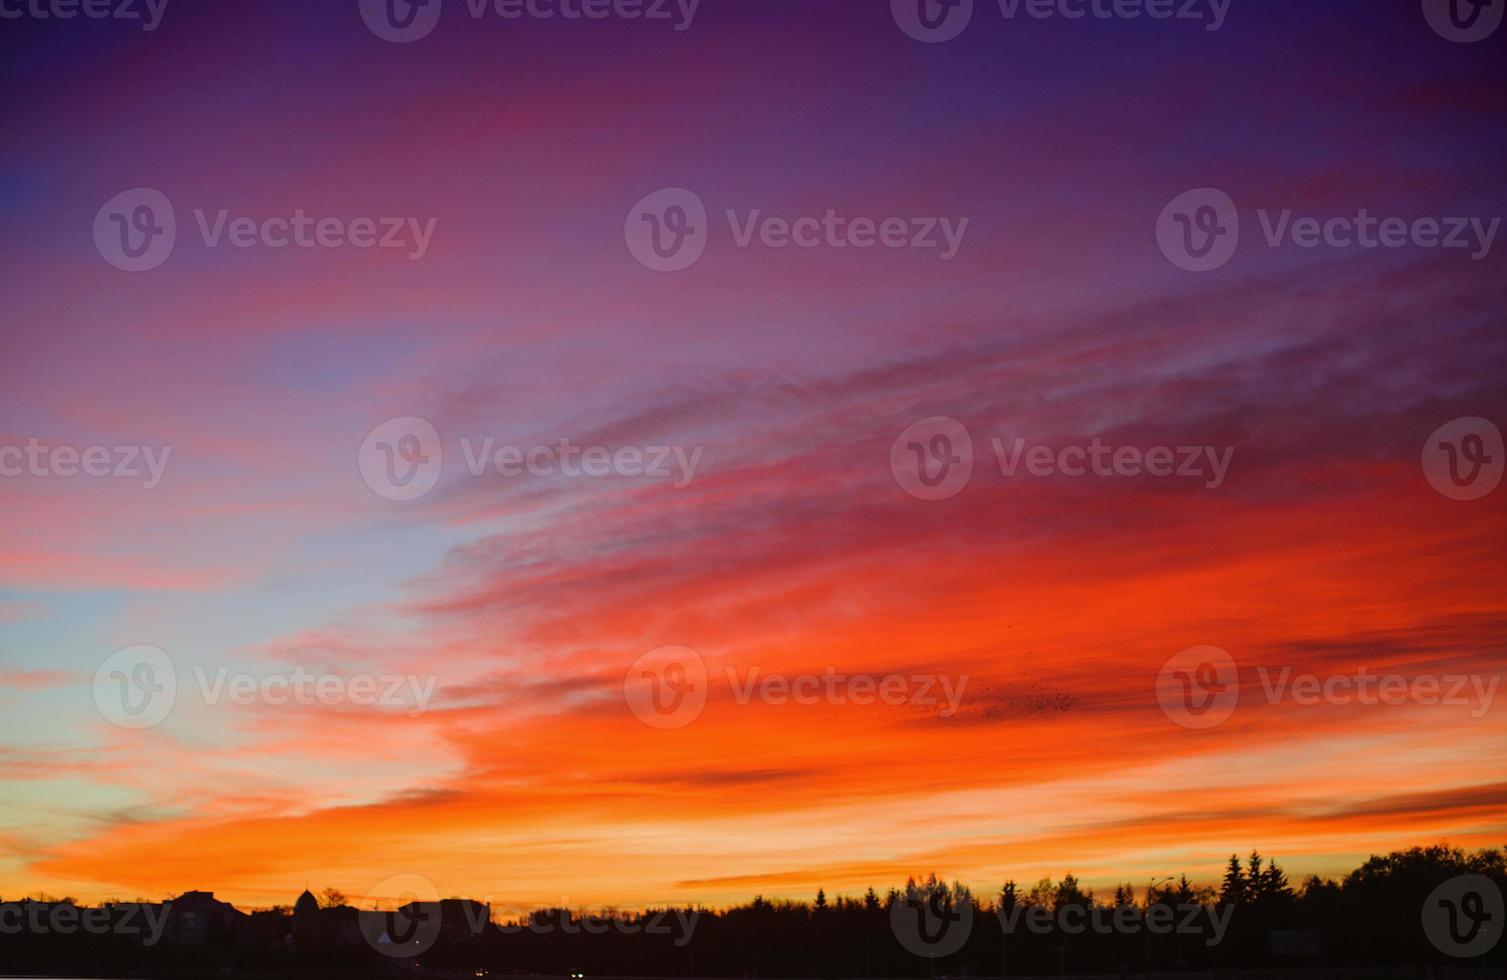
[3,846,1502,979]
[5,971,1507,980]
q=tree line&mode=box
[0,844,1502,976]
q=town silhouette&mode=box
[2,844,1502,976]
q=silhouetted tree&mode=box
[1259,858,1292,901]
[1220,853,1247,906]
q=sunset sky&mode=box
[1,0,1504,912]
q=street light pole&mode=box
[1145,877,1173,975]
